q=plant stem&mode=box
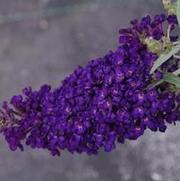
[173,69,180,75]
[173,54,180,59]
[167,24,172,40]
[173,41,180,45]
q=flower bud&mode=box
[144,37,162,54]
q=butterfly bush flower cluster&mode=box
[0,14,179,156]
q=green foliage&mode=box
[150,44,180,74]
[163,72,180,88]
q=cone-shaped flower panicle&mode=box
[0,14,179,156]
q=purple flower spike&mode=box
[0,14,179,156]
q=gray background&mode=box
[0,0,180,181]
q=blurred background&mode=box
[0,0,180,181]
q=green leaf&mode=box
[150,44,180,74]
[163,72,180,88]
[177,0,180,27]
